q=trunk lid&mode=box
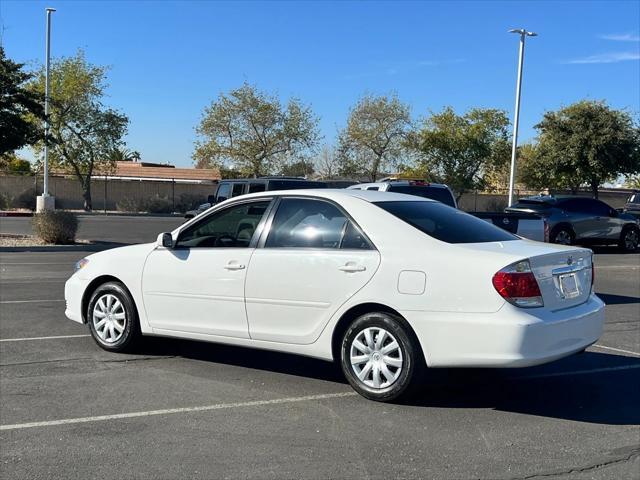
[457,240,593,311]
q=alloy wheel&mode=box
[350,327,403,389]
[554,230,572,245]
[624,229,639,250]
[92,293,127,343]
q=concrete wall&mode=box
[0,175,217,211]
[1,174,633,212]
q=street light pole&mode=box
[507,28,536,207]
[37,7,56,212]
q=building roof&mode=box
[113,161,220,182]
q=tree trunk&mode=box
[82,176,92,211]
[590,178,599,199]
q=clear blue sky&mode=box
[3,0,639,167]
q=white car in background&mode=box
[65,190,605,402]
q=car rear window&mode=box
[387,185,456,208]
[510,200,553,211]
[375,201,518,244]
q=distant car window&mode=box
[267,180,327,190]
[375,201,517,244]
[511,200,553,211]
[627,194,639,204]
[216,183,232,202]
[248,183,267,193]
[232,183,245,197]
[266,198,367,249]
[560,198,610,216]
[387,185,456,208]
[366,186,380,191]
[176,201,270,248]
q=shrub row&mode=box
[32,211,78,244]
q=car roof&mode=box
[220,177,324,183]
[224,188,435,204]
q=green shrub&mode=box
[144,194,173,214]
[175,193,206,213]
[116,197,145,212]
[14,188,37,210]
[32,211,78,244]
[0,192,12,210]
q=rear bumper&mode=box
[403,294,605,368]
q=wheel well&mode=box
[81,275,126,323]
[330,303,423,364]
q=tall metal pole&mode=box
[507,28,536,207]
[43,8,55,198]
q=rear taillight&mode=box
[492,259,544,308]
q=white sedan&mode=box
[65,190,605,401]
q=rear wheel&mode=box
[87,282,140,352]
[551,226,575,245]
[619,226,639,252]
[340,312,424,402]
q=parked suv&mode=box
[348,179,458,208]
[506,196,640,252]
[185,177,328,219]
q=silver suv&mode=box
[506,196,640,252]
[347,179,457,208]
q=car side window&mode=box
[216,183,232,203]
[231,183,245,197]
[176,201,270,248]
[248,182,266,193]
[265,198,370,250]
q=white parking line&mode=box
[591,344,640,357]
[0,334,90,343]
[0,299,65,304]
[0,392,358,431]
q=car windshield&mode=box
[387,185,456,208]
[375,201,518,244]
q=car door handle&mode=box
[339,264,366,273]
[224,262,245,270]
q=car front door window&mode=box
[177,201,270,248]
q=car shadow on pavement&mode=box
[596,292,640,305]
[138,336,346,384]
[405,352,640,425]
[136,338,639,425]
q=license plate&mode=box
[559,273,579,299]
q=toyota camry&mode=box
[65,190,605,401]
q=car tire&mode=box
[87,281,140,353]
[340,312,424,402]
[618,226,639,252]
[550,226,575,245]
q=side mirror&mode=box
[157,232,173,248]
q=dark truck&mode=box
[184,177,328,219]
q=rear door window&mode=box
[375,201,517,244]
[231,183,245,197]
[265,198,371,249]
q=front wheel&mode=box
[340,312,424,402]
[87,281,140,352]
[619,226,639,252]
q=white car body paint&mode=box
[65,189,605,368]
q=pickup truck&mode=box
[347,179,547,242]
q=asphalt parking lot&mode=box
[0,223,639,479]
